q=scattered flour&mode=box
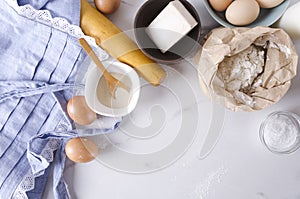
[194,166,228,199]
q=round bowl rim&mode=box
[85,61,140,117]
[133,0,202,63]
[259,111,300,155]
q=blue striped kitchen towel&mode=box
[0,0,119,198]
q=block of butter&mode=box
[145,0,198,53]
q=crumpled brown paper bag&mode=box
[195,26,298,111]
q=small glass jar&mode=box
[259,111,300,154]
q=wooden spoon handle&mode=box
[78,38,110,78]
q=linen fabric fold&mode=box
[0,0,118,198]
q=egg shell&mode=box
[65,137,99,163]
[209,0,233,12]
[94,0,120,14]
[256,0,285,8]
[226,0,260,26]
[67,96,97,126]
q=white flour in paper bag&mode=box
[195,26,298,112]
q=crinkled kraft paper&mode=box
[195,26,298,112]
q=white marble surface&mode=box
[44,0,300,198]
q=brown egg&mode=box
[94,0,120,14]
[65,137,99,163]
[209,0,233,12]
[256,0,285,8]
[226,0,260,26]
[67,96,97,125]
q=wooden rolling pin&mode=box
[80,0,166,86]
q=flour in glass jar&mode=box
[263,113,299,151]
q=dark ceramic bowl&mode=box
[134,0,201,64]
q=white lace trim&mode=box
[5,1,109,198]
[12,139,61,199]
[4,0,109,61]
